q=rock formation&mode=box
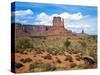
[15,16,75,36]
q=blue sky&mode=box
[11,2,97,35]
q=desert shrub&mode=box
[65,55,73,62]
[43,64,52,71]
[15,63,24,69]
[19,50,27,54]
[29,63,36,70]
[64,39,71,50]
[20,58,24,62]
[76,57,81,61]
[72,50,78,54]
[79,40,87,50]
[44,54,52,60]
[16,37,33,50]
[29,63,56,72]
[89,50,96,57]
[91,35,97,42]
[56,57,62,63]
[54,50,58,55]
[20,58,32,63]
[23,58,32,63]
[55,64,66,70]
[35,49,42,54]
[16,50,28,54]
[30,36,46,40]
[40,64,56,71]
[51,66,57,71]
[47,48,52,54]
[30,68,45,72]
[79,40,89,55]
[75,55,82,61]
[57,49,65,55]
[76,64,85,69]
[70,62,77,68]
[47,48,58,55]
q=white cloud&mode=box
[12,9,34,16]
[36,12,87,25]
[59,12,84,20]
[36,13,51,25]
[37,13,49,21]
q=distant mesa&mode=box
[14,16,86,36]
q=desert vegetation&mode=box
[15,35,97,73]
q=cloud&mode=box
[59,12,84,20]
[12,10,87,25]
[12,9,34,16]
[35,12,87,25]
[65,17,97,35]
[11,9,35,24]
[36,13,51,25]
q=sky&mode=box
[11,2,97,35]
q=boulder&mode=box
[82,55,95,64]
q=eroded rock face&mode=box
[15,17,75,36]
[47,17,73,36]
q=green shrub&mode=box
[70,62,77,68]
[75,55,81,61]
[30,36,46,40]
[79,40,87,50]
[29,63,36,70]
[55,63,66,70]
[44,54,52,60]
[43,64,52,71]
[40,64,56,71]
[29,63,56,72]
[15,63,24,69]
[35,49,42,54]
[16,37,33,50]
[64,39,71,49]
[47,48,52,54]
[20,58,32,63]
